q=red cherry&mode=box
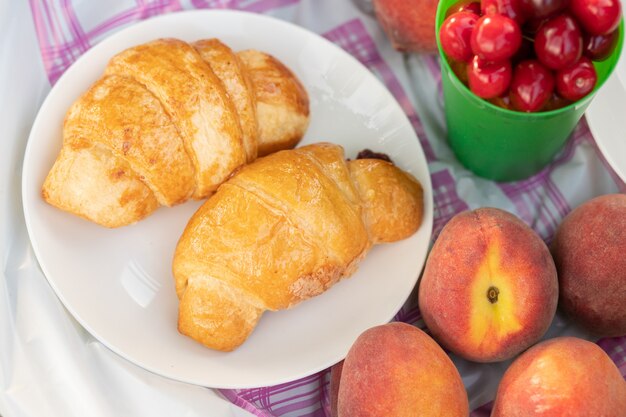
[556,56,598,100]
[520,0,569,19]
[534,14,583,70]
[584,30,620,61]
[482,0,498,14]
[441,12,480,61]
[570,0,622,35]
[471,14,523,61]
[467,55,513,98]
[482,0,527,25]
[509,59,555,111]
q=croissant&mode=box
[42,38,309,228]
[172,142,424,351]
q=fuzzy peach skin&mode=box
[418,208,558,362]
[491,337,626,417]
[551,194,626,337]
[373,0,439,53]
[336,322,469,417]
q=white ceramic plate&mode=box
[22,10,433,389]
[586,18,626,183]
[586,62,626,183]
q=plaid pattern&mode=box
[430,169,470,239]
[30,0,299,84]
[27,1,626,416]
[498,118,622,243]
[599,336,626,377]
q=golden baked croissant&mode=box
[172,142,424,352]
[42,38,309,227]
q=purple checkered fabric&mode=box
[27,1,626,416]
[30,0,299,84]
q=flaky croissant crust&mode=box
[173,142,424,351]
[42,38,310,228]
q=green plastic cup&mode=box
[436,0,624,182]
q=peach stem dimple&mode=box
[487,286,500,304]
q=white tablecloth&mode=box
[1,1,624,416]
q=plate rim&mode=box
[586,71,626,184]
[22,8,435,388]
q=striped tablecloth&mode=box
[21,0,626,415]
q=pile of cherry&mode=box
[440,0,623,112]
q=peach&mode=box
[418,208,558,362]
[336,322,468,417]
[491,337,626,417]
[373,0,439,53]
[551,194,626,337]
